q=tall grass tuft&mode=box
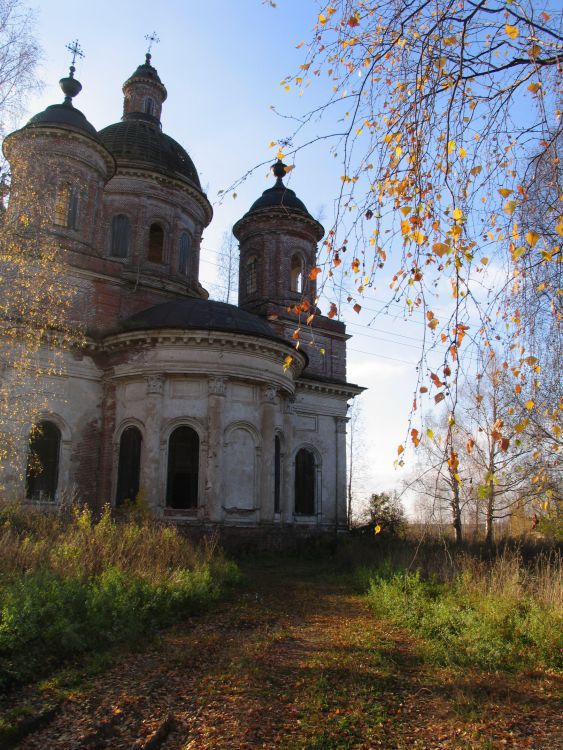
[0,503,239,691]
[356,539,562,672]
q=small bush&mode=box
[0,503,240,691]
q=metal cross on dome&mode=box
[65,39,84,67]
[145,32,160,55]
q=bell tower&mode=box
[233,160,324,318]
[122,52,167,126]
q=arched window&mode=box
[111,214,130,258]
[26,421,61,501]
[295,448,315,516]
[246,255,258,295]
[144,97,155,116]
[148,222,164,263]
[54,183,79,229]
[290,255,303,293]
[274,435,281,514]
[115,427,142,506]
[178,232,190,275]
[166,426,199,509]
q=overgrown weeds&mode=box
[354,539,562,672]
[0,502,239,691]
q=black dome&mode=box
[26,102,100,140]
[120,298,278,339]
[99,119,201,188]
[248,183,309,214]
[125,54,164,87]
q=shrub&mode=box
[0,503,239,691]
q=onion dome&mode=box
[119,298,279,340]
[98,120,201,187]
[234,160,324,241]
[24,65,100,140]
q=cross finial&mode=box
[145,31,160,55]
[65,39,84,68]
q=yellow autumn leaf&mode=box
[498,188,513,198]
[470,165,482,176]
[283,355,293,371]
[527,82,541,94]
[525,399,535,411]
[447,140,456,154]
[555,217,563,237]
[526,230,539,247]
[504,200,517,216]
[374,525,381,535]
[411,230,427,245]
[318,13,327,24]
[426,428,434,439]
[458,147,467,158]
[505,24,519,40]
[401,219,410,235]
[452,207,463,221]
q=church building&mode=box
[1,53,362,534]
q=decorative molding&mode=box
[335,416,348,434]
[144,373,164,395]
[284,395,296,414]
[263,384,278,403]
[208,375,227,396]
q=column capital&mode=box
[144,374,164,395]
[335,416,348,434]
[263,384,279,403]
[208,376,227,396]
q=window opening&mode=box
[115,427,142,506]
[274,435,281,514]
[26,421,61,501]
[111,214,130,258]
[166,426,199,509]
[246,256,257,295]
[148,223,164,263]
[179,232,190,275]
[295,448,315,515]
[54,184,78,229]
[290,255,303,293]
[144,97,155,116]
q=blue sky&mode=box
[23,0,439,509]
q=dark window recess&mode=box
[166,426,199,509]
[54,184,78,229]
[246,256,257,295]
[274,435,281,514]
[179,232,190,275]
[144,97,155,115]
[295,448,315,515]
[115,427,142,506]
[290,254,303,292]
[148,223,164,263]
[67,188,79,229]
[111,214,130,258]
[26,421,61,501]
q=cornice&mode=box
[296,377,365,398]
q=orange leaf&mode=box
[327,303,338,319]
[397,444,404,455]
[434,392,445,404]
[353,303,362,314]
[347,16,359,27]
[309,266,322,281]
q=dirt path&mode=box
[3,560,562,749]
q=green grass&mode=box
[362,558,562,671]
[0,502,239,691]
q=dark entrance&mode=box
[166,426,199,509]
[295,448,315,515]
[115,426,142,506]
[26,420,61,501]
